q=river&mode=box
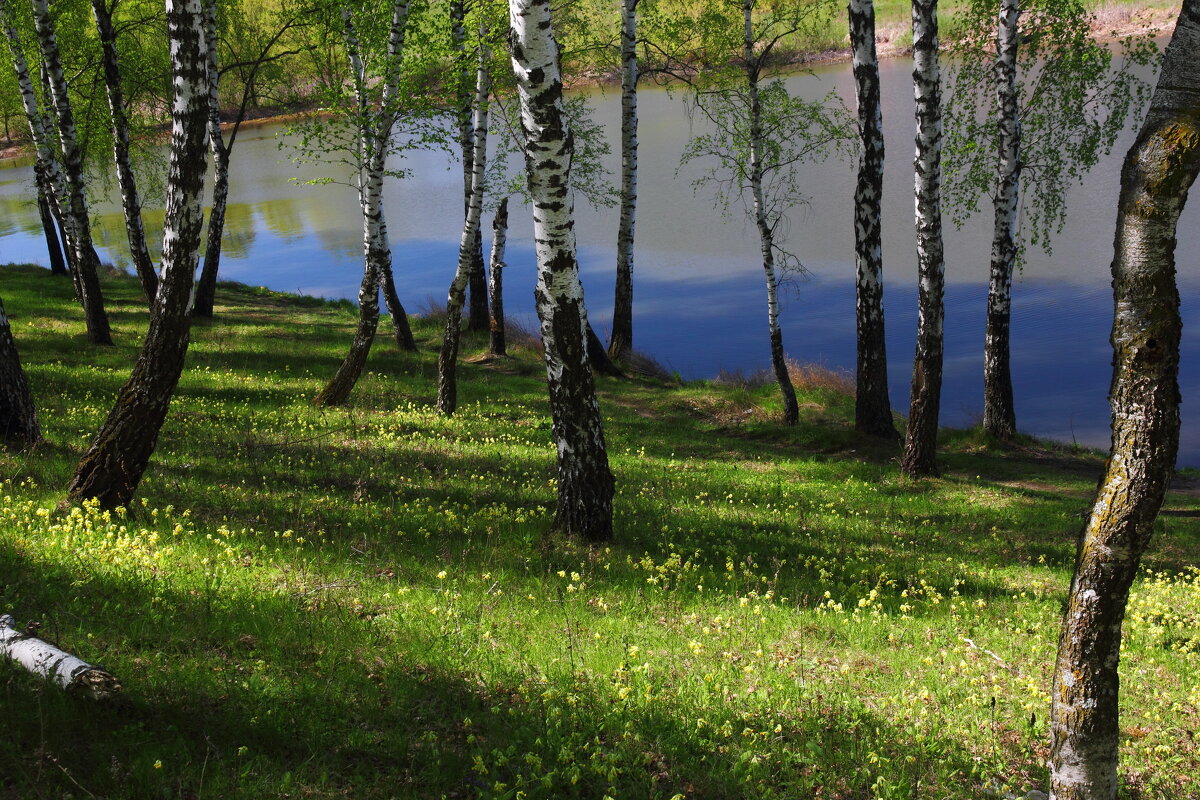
[2,55,1198,464]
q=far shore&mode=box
[0,0,1180,162]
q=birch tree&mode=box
[900,0,946,478]
[68,0,211,508]
[293,0,425,406]
[607,0,638,360]
[193,2,302,318]
[1048,3,1200,796]
[848,0,896,440]
[944,0,1155,440]
[0,0,74,277]
[0,295,40,447]
[31,0,113,345]
[451,0,490,334]
[509,0,615,541]
[487,195,508,355]
[92,0,160,301]
[680,0,854,426]
[437,31,491,415]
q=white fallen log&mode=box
[0,614,120,699]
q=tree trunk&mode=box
[587,322,623,378]
[31,0,112,345]
[467,227,489,331]
[378,247,417,351]
[488,197,509,356]
[1,2,75,274]
[451,0,489,334]
[0,296,40,446]
[92,0,158,302]
[437,44,491,415]
[315,0,411,403]
[68,0,211,508]
[510,0,615,542]
[1048,4,1200,797]
[745,0,798,426]
[0,615,119,699]
[36,185,67,276]
[608,0,638,360]
[901,0,945,478]
[192,0,228,319]
[982,0,1021,441]
[849,0,897,441]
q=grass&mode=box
[0,263,1198,800]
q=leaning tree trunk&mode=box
[451,0,489,334]
[982,0,1021,441]
[510,0,615,542]
[0,1,75,273]
[192,0,228,319]
[0,295,41,446]
[36,177,67,275]
[92,0,158,302]
[608,0,638,360]
[437,44,491,415]
[488,197,509,356]
[315,0,411,404]
[745,0,798,426]
[68,0,211,508]
[31,0,112,345]
[1048,4,1200,798]
[377,241,418,351]
[849,0,897,441]
[901,0,946,478]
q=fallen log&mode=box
[0,614,120,699]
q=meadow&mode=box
[0,263,1197,799]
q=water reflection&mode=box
[1,54,1197,466]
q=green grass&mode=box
[1,263,1198,800]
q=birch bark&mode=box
[510,0,615,541]
[488,197,509,356]
[0,615,118,698]
[1048,2,1200,796]
[745,0,798,426]
[31,0,112,345]
[314,0,413,406]
[608,0,638,360]
[982,0,1021,440]
[92,0,158,302]
[0,4,70,277]
[848,0,897,440]
[437,42,491,415]
[68,0,211,508]
[192,0,228,318]
[901,0,945,478]
[0,296,40,446]
[452,0,489,333]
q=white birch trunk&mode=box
[437,41,491,414]
[193,0,228,318]
[31,0,112,345]
[744,0,798,426]
[488,197,509,356]
[0,615,118,697]
[314,0,412,406]
[92,0,158,302]
[848,0,897,440]
[901,0,946,478]
[510,0,615,541]
[0,0,76,273]
[68,0,212,508]
[608,0,638,359]
[982,0,1021,440]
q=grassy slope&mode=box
[0,264,1197,800]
